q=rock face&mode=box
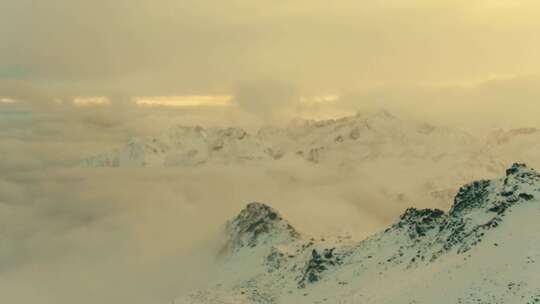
[224,202,299,251]
[450,179,492,216]
[298,248,343,287]
[176,164,540,304]
[387,163,540,264]
[392,208,446,239]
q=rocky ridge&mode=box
[223,202,300,252]
[176,163,540,304]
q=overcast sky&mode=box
[2,0,540,97]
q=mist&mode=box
[3,69,540,304]
[2,0,540,95]
[3,94,539,303]
[0,130,399,303]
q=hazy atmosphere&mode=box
[1,1,540,303]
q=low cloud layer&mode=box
[0,152,401,303]
[2,80,540,302]
[0,97,392,303]
[232,80,301,123]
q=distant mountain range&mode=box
[81,110,540,208]
[82,110,540,168]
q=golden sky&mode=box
[1,1,540,127]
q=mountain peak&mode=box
[224,202,299,251]
[448,164,538,218]
[394,207,446,239]
[384,163,540,262]
[505,162,538,178]
[449,179,492,217]
[179,165,540,303]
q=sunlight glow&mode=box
[73,97,110,105]
[135,96,232,107]
[0,97,16,103]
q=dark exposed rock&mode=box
[298,248,343,288]
[519,193,535,201]
[488,201,513,214]
[225,202,299,251]
[506,163,529,176]
[505,163,540,185]
[450,180,491,217]
[395,208,446,239]
[388,163,540,264]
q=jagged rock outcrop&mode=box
[449,179,492,216]
[224,202,300,252]
[387,163,540,264]
[298,248,343,287]
[393,208,446,240]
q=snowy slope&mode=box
[81,111,483,167]
[81,125,278,167]
[175,163,540,304]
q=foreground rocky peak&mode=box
[387,163,540,265]
[177,164,540,303]
[225,202,299,250]
[449,163,538,217]
[222,164,540,260]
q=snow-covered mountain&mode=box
[82,110,482,167]
[176,163,540,303]
[81,110,540,210]
[81,110,539,170]
[81,125,278,167]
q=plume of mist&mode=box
[232,80,300,124]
